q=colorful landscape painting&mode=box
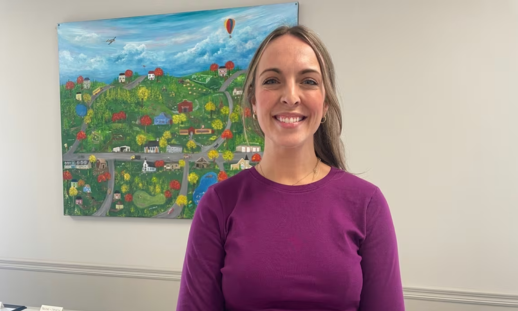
[58,3,299,218]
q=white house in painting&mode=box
[148,71,155,80]
[230,155,252,170]
[218,66,228,77]
[167,144,183,153]
[233,87,243,96]
[76,92,82,101]
[64,160,91,170]
[235,145,261,153]
[118,73,125,83]
[83,78,91,89]
[164,162,181,171]
[142,159,157,173]
[144,141,159,153]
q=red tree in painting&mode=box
[164,190,172,199]
[155,160,165,169]
[225,61,235,73]
[77,76,84,89]
[97,172,111,183]
[63,171,72,181]
[76,131,87,140]
[111,111,127,122]
[140,115,152,132]
[221,129,233,147]
[252,153,261,162]
[154,67,164,82]
[97,174,106,183]
[244,107,252,118]
[218,171,228,182]
[65,81,75,96]
[210,63,218,76]
[124,193,133,202]
[125,70,133,82]
[169,180,181,191]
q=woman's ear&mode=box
[323,102,329,116]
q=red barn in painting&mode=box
[178,100,193,113]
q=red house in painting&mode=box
[178,100,193,113]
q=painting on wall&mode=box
[58,3,299,218]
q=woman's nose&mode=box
[281,82,300,106]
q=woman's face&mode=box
[252,34,327,150]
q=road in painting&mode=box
[58,3,298,218]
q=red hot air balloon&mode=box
[224,18,235,38]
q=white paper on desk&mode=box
[40,306,63,311]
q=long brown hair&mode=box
[241,25,347,171]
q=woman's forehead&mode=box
[257,37,321,73]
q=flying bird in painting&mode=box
[106,37,116,45]
[224,18,235,38]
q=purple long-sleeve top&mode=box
[177,166,405,311]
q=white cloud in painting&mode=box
[172,25,269,71]
[109,43,166,65]
[170,26,212,45]
[171,33,205,45]
[59,50,106,73]
[59,50,74,62]
[73,32,101,44]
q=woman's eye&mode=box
[263,79,278,85]
[303,79,318,85]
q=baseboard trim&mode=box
[1,258,517,307]
[404,286,518,307]
[0,258,181,281]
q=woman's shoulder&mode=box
[328,167,382,197]
[209,168,255,197]
[333,168,378,192]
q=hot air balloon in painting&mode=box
[224,18,235,38]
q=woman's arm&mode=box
[177,186,226,311]
[358,187,405,311]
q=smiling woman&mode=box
[177,25,405,311]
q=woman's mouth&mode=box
[274,116,307,124]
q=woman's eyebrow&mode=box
[259,68,321,76]
[259,68,281,76]
[300,68,321,75]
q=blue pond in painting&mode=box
[193,172,219,205]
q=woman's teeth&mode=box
[277,116,303,123]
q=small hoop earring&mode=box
[321,116,327,124]
[253,112,257,120]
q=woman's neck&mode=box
[257,141,324,186]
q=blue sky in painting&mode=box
[58,3,298,84]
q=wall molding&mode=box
[403,287,518,307]
[0,258,181,281]
[1,258,517,307]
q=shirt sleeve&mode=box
[176,186,226,311]
[358,187,405,311]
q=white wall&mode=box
[1,0,517,310]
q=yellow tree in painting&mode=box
[205,101,216,118]
[188,172,199,186]
[176,195,187,207]
[186,140,196,153]
[208,149,219,163]
[136,134,147,147]
[137,87,150,107]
